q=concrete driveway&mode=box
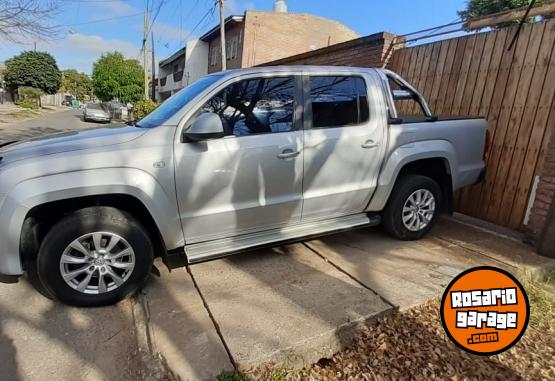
[140,216,554,380]
[1,111,553,381]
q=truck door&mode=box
[301,73,386,221]
[174,75,304,243]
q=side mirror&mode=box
[392,89,414,101]
[183,112,225,142]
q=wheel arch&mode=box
[367,141,456,212]
[20,193,172,270]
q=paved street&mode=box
[1,110,554,381]
[0,108,109,144]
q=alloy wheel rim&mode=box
[59,232,135,295]
[402,189,436,232]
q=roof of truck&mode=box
[218,65,382,76]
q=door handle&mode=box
[362,140,380,149]
[277,149,300,159]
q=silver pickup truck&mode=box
[0,67,488,306]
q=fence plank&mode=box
[456,33,490,210]
[451,34,478,116]
[476,24,524,220]
[467,28,510,216]
[510,20,555,227]
[495,22,548,225]
[428,40,451,113]
[435,39,460,116]
[483,24,534,222]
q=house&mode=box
[157,39,209,102]
[156,0,359,101]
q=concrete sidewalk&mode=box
[139,216,555,380]
[0,280,143,381]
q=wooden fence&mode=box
[387,19,555,230]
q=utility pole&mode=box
[151,32,156,102]
[218,0,227,71]
[143,10,149,100]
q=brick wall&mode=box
[207,23,245,74]
[242,11,360,68]
[260,32,401,68]
[528,123,555,256]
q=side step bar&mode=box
[185,213,381,264]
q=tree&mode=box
[92,52,144,103]
[4,51,61,94]
[60,70,92,100]
[458,0,548,28]
[0,1,60,43]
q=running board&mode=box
[185,213,381,264]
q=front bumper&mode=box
[86,114,111,122]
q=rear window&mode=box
[309,76,369,128]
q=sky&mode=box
[0,0,468,75]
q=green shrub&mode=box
[18,86,44,100]
[133,99,158,119]
[17,86,43,109]
[16,98,40,109]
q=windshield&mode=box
[137,74,224,128]
[87,103,102,110]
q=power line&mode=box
[169,3,216,50]
[147,0,167,36]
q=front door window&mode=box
[195,77,297,136]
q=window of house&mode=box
[309,76,369,128]
[196,76,296,137]
[229,37,238,60]
[209,46,218,66]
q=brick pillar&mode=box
[527,124,555,257]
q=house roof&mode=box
[159,47,186,68]
[199,15,245,41]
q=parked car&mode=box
[0,66,488,306]
[83,102,111,123]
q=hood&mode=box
[0,124,148,165]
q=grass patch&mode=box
[517,268,555,328]
[218,366,298,381]
[217,371,246,381]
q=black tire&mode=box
[382,175,442,241]
[36,207,154,307]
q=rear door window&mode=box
[309,76,369,128]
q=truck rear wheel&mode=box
[382,175,441,240]
[36,207,154,307]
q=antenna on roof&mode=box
[273,0,288,13]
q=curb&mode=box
[131,290,179,381]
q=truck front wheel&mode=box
[35,207,154,307]
[382,175,442,240]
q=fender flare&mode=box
[9,168,184,257]
[366,140,457,211]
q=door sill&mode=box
[185,213,381,263]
